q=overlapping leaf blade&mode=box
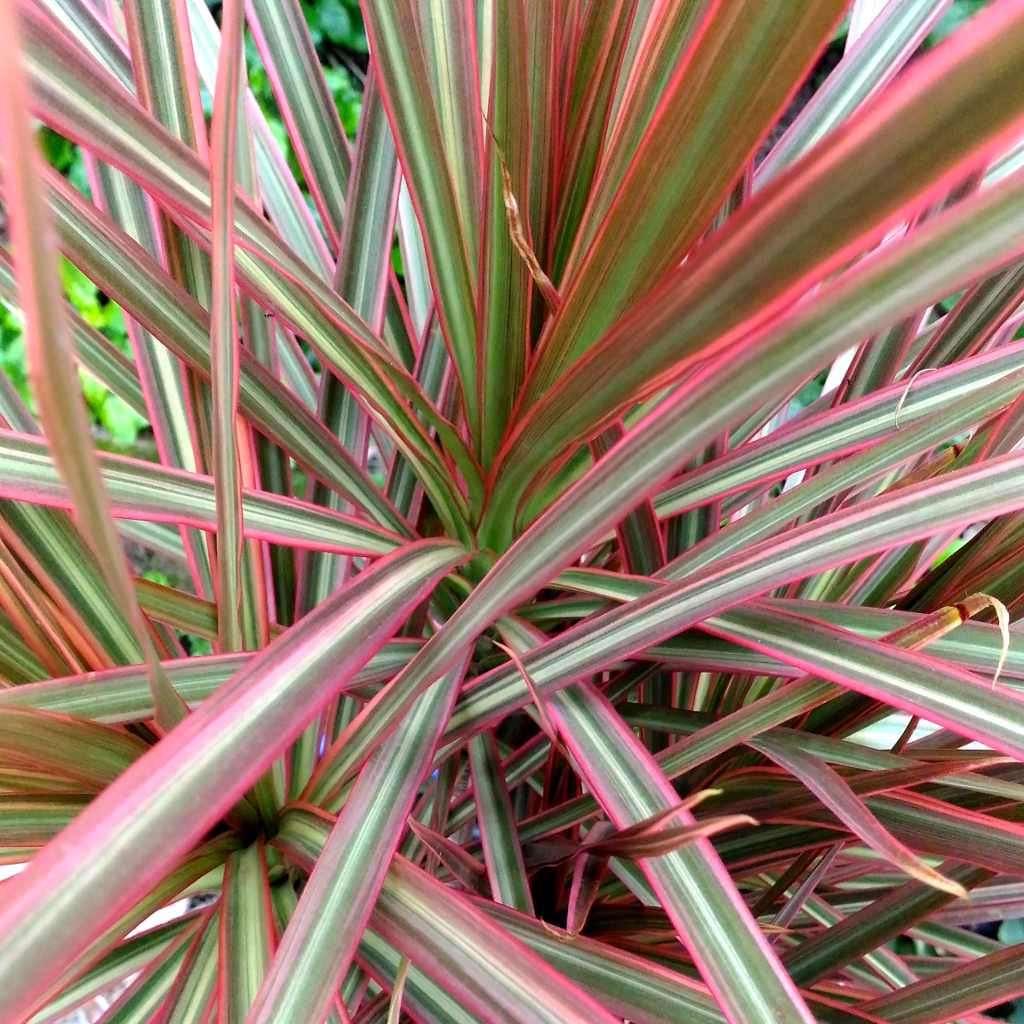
[6,3,1024,1022]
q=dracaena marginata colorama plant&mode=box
[5,0,1024,1021]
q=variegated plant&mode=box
[3,0,1024,1021]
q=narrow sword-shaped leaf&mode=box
[110,2,214,595]
[208,0,245,650]
[123,0,208,185]
[0,641,418,724]
[12,9,1024,1021]
[0,429,402,556]
[470,896,726,1024]
[161,909,220,1024]
[654,341,1024,519]
[0,517,89,676]
[618,704,1024,804]
[486,4,1024,536]
[913,260,1024,375]
[750,733,965,896]
[2,331,299,669]
[363,0,481,447]
[219,843,275,1023]
[566,822,612,935]
[530,0,848,394]
[476,0,532,465]
[860,941,1024,1023]
[184,0,333,277]
[476,892,890,1022]
[796,891,918,993]
[755,0,950,185]
[0,616,45,684]
[590,0,709,216]
[356,928,481,1024]
[248,658,467,1024]
[245,0,351,247]
[0,0,188,730]
[36,836,240,1018]
[783,860,992,987]
[547,0,636,282]
[92,924,197,1024]
[0,540,464,1021]
[289,70,401,792]
[853,794,1024,880]
[759,599,1024,679]
[0,707,148,790]
[385,958,409,1024]
[276,816,622,1024]
[547,682,815,1024]
[907,921,1001,958]
[227,32,278,656]
[521,1,555,266]
[575,814,758,860]
[134,579,218,640]
[447,452,1024,744]
[706,603,1024,764]
[656,379,1021,584]
[4,268,184,675]
[44,0,332,338]
[412,162,1024,734]
[316,417,1024,808]
[469,729,534,912]
[27,916,197,1024]
[0,795,88,850]
[36,0,132,85]
[300,69,399,614]
[17,4,476,539]
[279,814,877,1024]
[37,167,409,536]
[490,178,1024,560]
[406,818,488,894]
[418,0,483,272]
